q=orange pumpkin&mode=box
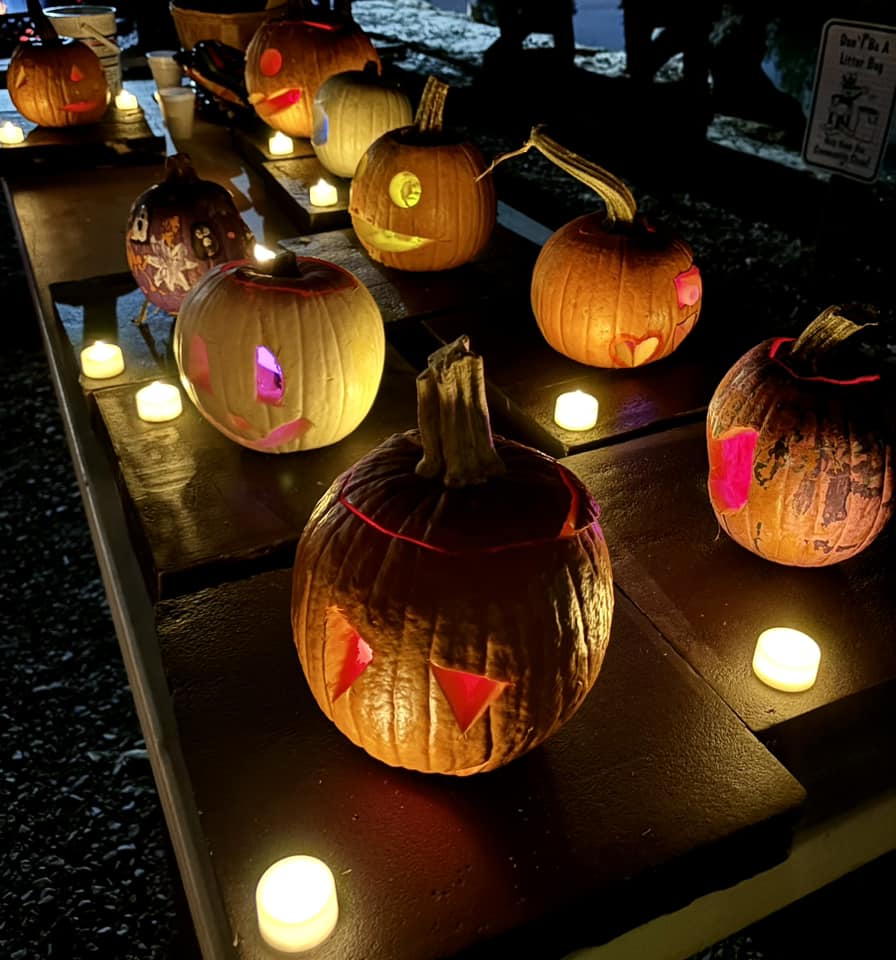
[244,0,380,139]
[292,336,614,774]
[349,76,497,272]
[8,2,108,128]
[707,305,894,566]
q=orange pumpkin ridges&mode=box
[707,304,894,567]
[291,335,614,775]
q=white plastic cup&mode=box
[146,50,183,90]
[158,86,196,140]
[46,5,121,94]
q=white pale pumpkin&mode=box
[173,252,385,453]
[312,63,413,178]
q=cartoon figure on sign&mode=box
[825,74,869,135]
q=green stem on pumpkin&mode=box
[415,335,506,488]
[788,304,879,378]
[26,0,59,44]
[414,76,448,135]
[478,125,637,226]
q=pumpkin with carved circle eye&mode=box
[126,153,255,316]
[173,250,385,453]
[707,305,894,567]
[312,62,413,178]
[7,2,108,128]
[349,76,497,272]
[244,0,380,139]
[292,336,614,775]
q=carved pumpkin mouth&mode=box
[248,88,302,114]
[63,99,101,113]
[352,216,432,253]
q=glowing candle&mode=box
[253,242,278,262]
[0,121,25,145]
[309,178,338,207]
[80,340,125,379]
[136,381,182,423]
[115,88,138,110]
[268,130,294,156]
[752,627,820,692]
[256,856,338,953]
[553,390,598,431]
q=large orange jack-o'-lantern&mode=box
[8,0,108,128]
[707,305,893,566]
[349,76,497,272]
[244,0,380,139]
[292,336,614,774]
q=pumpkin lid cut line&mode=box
[768,337,881,386]
[214,256,359,296]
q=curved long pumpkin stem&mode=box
[788,304,879,379]
[414,76,448,135]
[478,125,637,226]
[415,336,506,487]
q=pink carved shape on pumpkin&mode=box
[430,661,510,734]
[612,334,661,368]
[326,608,373,701]
[255,345,284,404]
[674,265,702,308]
[708,427,759,512]
[256,417,312,449]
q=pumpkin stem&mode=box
[26,0,59,44]
[787,304,880,379]
[478,125,637,226]
[414,76,449,135]
[249,249,301,277]
[415,336,506,488]
[164,152,199,183]
[287,0,353,22]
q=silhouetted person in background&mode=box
[481,0,577,72]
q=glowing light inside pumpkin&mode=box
[256,856,338,953]
[70,65,84,83]
[430,661,509,733]
[326,608,373,700]
[259,48,283,77]
[708,428,759,512]
[256,346,284,404]
[752,627,820,692]
[388,171,422,208]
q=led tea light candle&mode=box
[0,121,25,145]
[136,381,182,423]
[554,390,598,431]
[115,88,138,110]
[752,627,820,692]
[80,340,125,380]
[309,178,338,207]
[256,856,338,953]
[269,130,294,156]
[253,242,278,262]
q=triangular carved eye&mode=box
[325,608,372,701]
[430,662,509,734]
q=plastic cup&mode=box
[158,86,196,140]
[146,50,183,90]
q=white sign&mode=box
[802,20,896,182]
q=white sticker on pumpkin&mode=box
[143,236,201,293]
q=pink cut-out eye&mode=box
[259,47,283,77]
[430,662,509,734]
[708,427,759,512]
[256,345,283,404]
[187,334,211,393]
[675,265,702,308]
[70,65,84,82]
[326,608,373,701]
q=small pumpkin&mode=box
[349,76,497,272]
[245,0,380,139]
[707,305,894,566]
[126,153,255,316]
[173,250,385,453]
[311,61,413,178]
[488,127,702,368]
[7,0,108,128]
[292,336,614,774]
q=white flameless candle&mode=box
[309,178,338,207]
[253,242,278,262]
[268,130,294,156]
[554,390,599,431]
[136,381,182,422]
[115,88,138,110]
[80,340,125,379]
[752,627,820,692]
[256,856,338,953]
[0,121,25,145]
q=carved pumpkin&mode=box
[173,250,385,453]
[7,1,108,128]
[245,0,380,139]
[707,305,894,566]
[126,153,254,316]
[311,62,413,178]
[349,76,497,272]
[489,127,702,367]
[292,336,614,774]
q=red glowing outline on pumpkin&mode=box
[430,661,510,734]
[337,462,596,555]
[214,258,359,296]
[63,100,101,112]
[768,337,880,385]
[302,21,341,31]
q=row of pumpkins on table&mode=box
[116,4,891,777]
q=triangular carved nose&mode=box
[326,608,373,701]
[430,662,509,734]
